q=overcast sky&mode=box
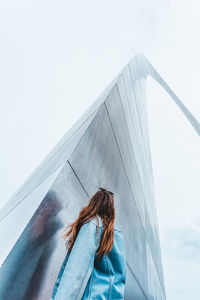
[1,1,200,299]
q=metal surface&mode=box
[1,53,200,299]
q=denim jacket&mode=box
[51,215,126,299]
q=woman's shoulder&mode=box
[90,215,103,227]
[90,215,122,233]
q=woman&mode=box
[51,187,126,299]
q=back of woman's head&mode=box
[62,187,115,261]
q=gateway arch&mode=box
[0,53,199,299]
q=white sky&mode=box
[1,1,200,299]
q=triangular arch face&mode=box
[1,53,199,299]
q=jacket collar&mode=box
[92,215,121,232]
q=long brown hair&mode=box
[62,187,115,261]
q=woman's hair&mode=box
[62,187,115,261]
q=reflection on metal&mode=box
[0,53,199,299]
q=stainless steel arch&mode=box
[0,53,199,300]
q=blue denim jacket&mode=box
[51,215,126,299]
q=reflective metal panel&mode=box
[0,164,65,267]
[0,163,90,299]
[124,265,147,300]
